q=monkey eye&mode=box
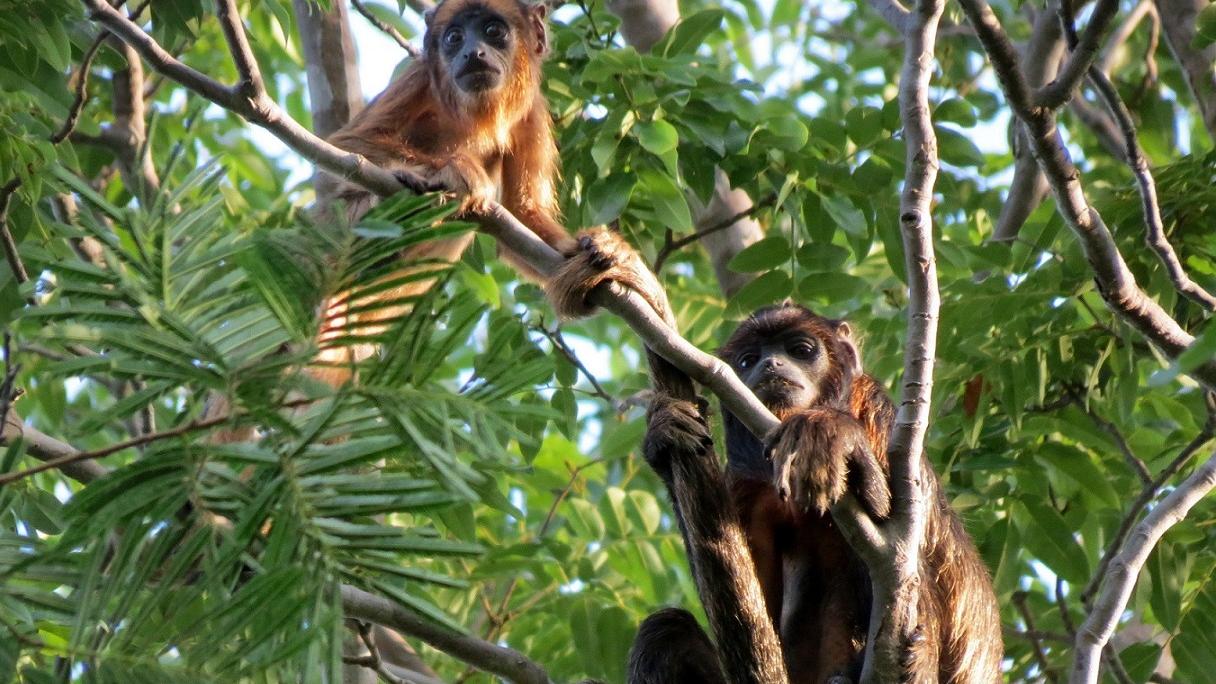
[737,353,758,370]
[444,27,464,46]
[484,20,507,40]
[789,340,817,359]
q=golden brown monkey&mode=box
[628,304,1002,684]
[315,0,575,384]
[316,0,674,385]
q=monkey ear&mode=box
[834,321,863,375]
[528,3,550,56]
[423,7,436,27]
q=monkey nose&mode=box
[763,357,782,370]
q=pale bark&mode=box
[1071,450,1216,683]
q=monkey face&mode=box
[730,333,827,411]
[437,7,516,96]
[720,304,862,414]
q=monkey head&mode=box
[424,0,548,102]
[719,303,863,417]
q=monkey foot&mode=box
[546,228,674,327]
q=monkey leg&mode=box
[627,608,726,684]
[643,395,789,684]
[546,227,674,327]
[768,408,891,519]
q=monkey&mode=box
[311,0,576,386]
[626,303,1002,684]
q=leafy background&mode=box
[1,0,1215,682]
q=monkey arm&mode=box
[501,101,576,264]
[642,395,788,684]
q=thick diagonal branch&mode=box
[1057,0,1216,310]
[341,585,552,684]
[957,0,1216,391]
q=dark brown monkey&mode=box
[631,303,1002,684]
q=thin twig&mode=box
[1062,384,1152,484]
[342,620,412,684]
[0,335,21,439]
[534,324,618,410]
[0,180,30,295]
[652,196,771,274]
[0,398,314,485]
[1014,591,1058,682]
[1037,0,1119,108]
[455,459,604,684]
[350,0,420,57]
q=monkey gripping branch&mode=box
[77,0,995,681]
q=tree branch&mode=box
[1057,0,1216,310]
[1036,0,1119,109]
[350,0,420,57]
[0,180,30,294]
[1071,448,1216,683]
[82,0,406,198]
[1153,0,1216,139]
[957,0,1216,391]
[340,585,551,684]
[1,412,107,483]
[1080,423,1215,606]
[992,2,1064,242]
[0,398,314,485]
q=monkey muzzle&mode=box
[456,59,501,92]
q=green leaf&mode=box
[637,168,693,232]
[1193,4,1216,49]
[934,98,978,127]
[1013,499,1090,583]
[1174,577,1216,679]
[797,272,867,302]
[658,9,726,56]
[635,120,679,155]
[845,106,883,147]
[727,236,790,273]
[727,270,793,314]
[1035,443,1120,509]
[1149,321,1216,387]
[819,194,867,237]
[587,173,636,225]
[936,126,985,167]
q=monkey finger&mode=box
[847,446,892,519]
[774,453,795,502]
[394,169,443,194]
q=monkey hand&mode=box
[546,227,674,326]
[767,408,891,519]
[394,168,447,195]
[643,394,713,484]
[431,153,497,215]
